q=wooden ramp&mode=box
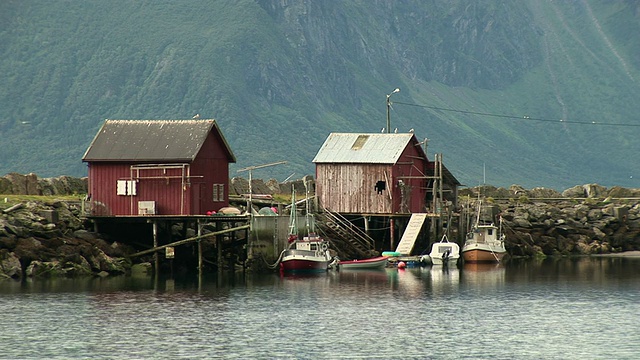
[395,213,427,255]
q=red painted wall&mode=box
[392,142,429,213]
[87,131,231,216]
[190,131,231,214]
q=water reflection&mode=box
[0,275,158,294]
[1,257,639,359]
[427,266,460,296]
[461,262,506,289]
[1,257,637,297]
[331,268,390,283]
[505,256,640,288]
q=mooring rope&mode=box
[262,249,286,270]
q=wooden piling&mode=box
[128,224,251,258]
[197,221,203,278]
[153,221,158,275]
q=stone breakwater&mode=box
[461,184,640,257]
[2,181,640,279]
[0,200,134,279]
[0,173,87,196]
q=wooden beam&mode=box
[129,224,251,258]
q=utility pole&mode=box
[386,88,400,133]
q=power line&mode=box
[394,100,640,127]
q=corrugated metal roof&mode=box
[82,119,236,162]
[312,133,417,164]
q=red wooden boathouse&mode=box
[82,119,235,216]
[312,132,461,254]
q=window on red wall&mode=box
[213,184,224,202]
[116,180,137,196]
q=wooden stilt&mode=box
[244,223,249,273]
[390,218,395,250]
[197,220,203,279]
[217,223,223,273]
[153,221,159,276]
[128,224,250,258]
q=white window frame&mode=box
[117,180,137,196]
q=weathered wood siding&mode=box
[315,140,428,215]
[316,163,394,214]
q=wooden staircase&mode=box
[315,208,376,259]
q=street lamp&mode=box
[386,88,400,133]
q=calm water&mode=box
[1,257,638,359]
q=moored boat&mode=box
[428,234,460,266]
[461,202,506,263]
[338,256,389,270]
[281,233,333,273]
[280,186,334,273]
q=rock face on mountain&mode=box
[259,1,542,90]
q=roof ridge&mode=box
[106,119,216,122]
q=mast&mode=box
[304,179,314,234]
[288,185,298,238]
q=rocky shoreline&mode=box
[2,172,640,279]
[461,184,640,258]
[0,199,137,279]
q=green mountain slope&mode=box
[1,0,639,191]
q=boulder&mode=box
[583,184,607,198]
[562,185,585,198]
[131,262,153,276]
[230,177,249,195]
[73,230,100,241]
[607,186,640,198]
[38,176,88,196]
[0,250,22,279]
[62,256,92,277]
[85,248,128,274]
[2,173,39,195]
[25,260,65,277]
[529,187,562,198]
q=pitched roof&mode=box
[82,119,236,163]
[312,133,426,164]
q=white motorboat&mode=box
[428,234,460,266]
